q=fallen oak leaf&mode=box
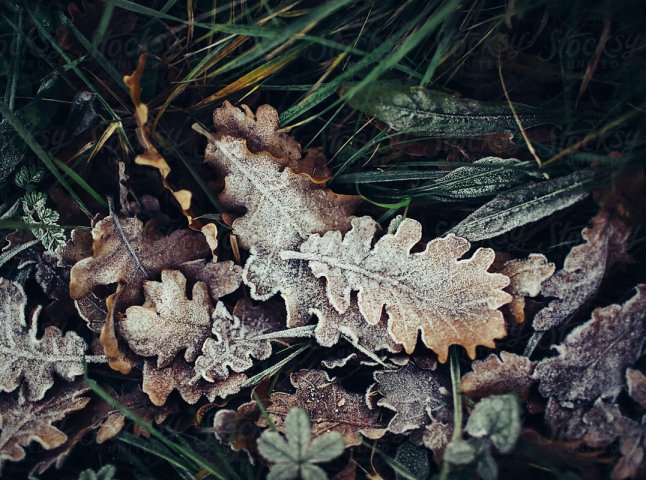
[263,369,385,447]
[627,369,646,409]
[460,351,534,401]
[69,215,210,310]
[289,216,511,360]
[0,381,90,470]
[100,284,135,375]
[121,270,213,368]
[534,285,646,403]
[0,278,88,401]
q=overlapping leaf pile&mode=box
[2,101,644,479]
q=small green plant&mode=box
[77,464,117,480]
[257,407,345,480]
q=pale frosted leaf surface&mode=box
[373,364,451,434]
[204,102,360,328]
[121,270,212,368]
[0,382,90,469]
[142,358,244,406]
[532,210,631,332]
[295,216,510,360]
[448,170,592,242]
[460,351,534,401]
[262,369,384,446]
[258,407,344,480]
[627,368,646,409]
[179,258,242,300]
[498,254,555,323]
[0,278,87,401]
[69,216,209,310]
[194,300,280,382]
[465,394,522,454]
[534,285,646,402]
[421,421,453,462]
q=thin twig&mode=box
[107,196,150,279]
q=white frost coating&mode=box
[290,216,511,361]
[0,278,87,402]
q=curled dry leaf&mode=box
[121,270,212,368]
[292,216,511,360]
[263,369,385,446]
[0,382,90,470]
[627,369,646,409]
[56,228,93,267]
[204,102,362,341]
[0,278,86,401]
[142,358,245,406]
[498,254,555,323]
[533,210,631,332]
[534,285,646,403]
[69,215,209,310]
[373,364,451,434]
[100,285,135,375]
[460,351,534,401]
[194,300,280,382]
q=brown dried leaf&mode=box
[263,369,384,446]
[178,259,242,300]
[142,358,244,406]
[75,294,106,333]
[204,102,360,331]
[627,369,646,409]
[56,228,93,266]
[532,210,631,332]
[420,421,453,463]
[498,254,555,323]
[100,284,135,374]
[373,364,451,434]
[121,270,212,368]
[534,285,646,403]
[460,351,534,401]
[294,216,511,360]
[194,300,280,382]
[69,215,209,310]
[0,382,90,469]
[0,278,87,401]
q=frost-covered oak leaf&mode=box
[533,210,630,332]
[263,369,385,446]
[290,216,511,360]
[534,285,646,402]
[204,102,361,331]
[69,216,210,310]
[373,364,451,434]
[121,270,212,368]
[0,278,86,402]
[0,382,90,469]
[193,300,279,382]
[460,352,534,401]
[627,368,646,409]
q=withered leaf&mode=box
[0,382,90,469]
[534,285,646,403]
[533,210,630,332]
[498,254,555,323]
[194,300,279,382]
[69,215,209,310]
[460,351,534,401]
[100,285,135,375]
[0,278,86,401]
[204,102,360,329]
[627,369,646,409]
[263,369,384,446]
[121,270,212,368]
[373,364,451,434]
[142,358,244,406]
[293,216,510,360]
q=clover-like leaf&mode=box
[373,364,451,434]
[121,270,212,368]
[263,369,385,446]
[69,215,210,310]
[0,382,90,469]
[78,465,117,480]
[460,352,534,401]
[534,285,646,403]
[257,407,344,480]
[291,216,510,360]
[532,210,631,332]
[194,300,279,382]
[465,394,522,454]
[0,278,87,401]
